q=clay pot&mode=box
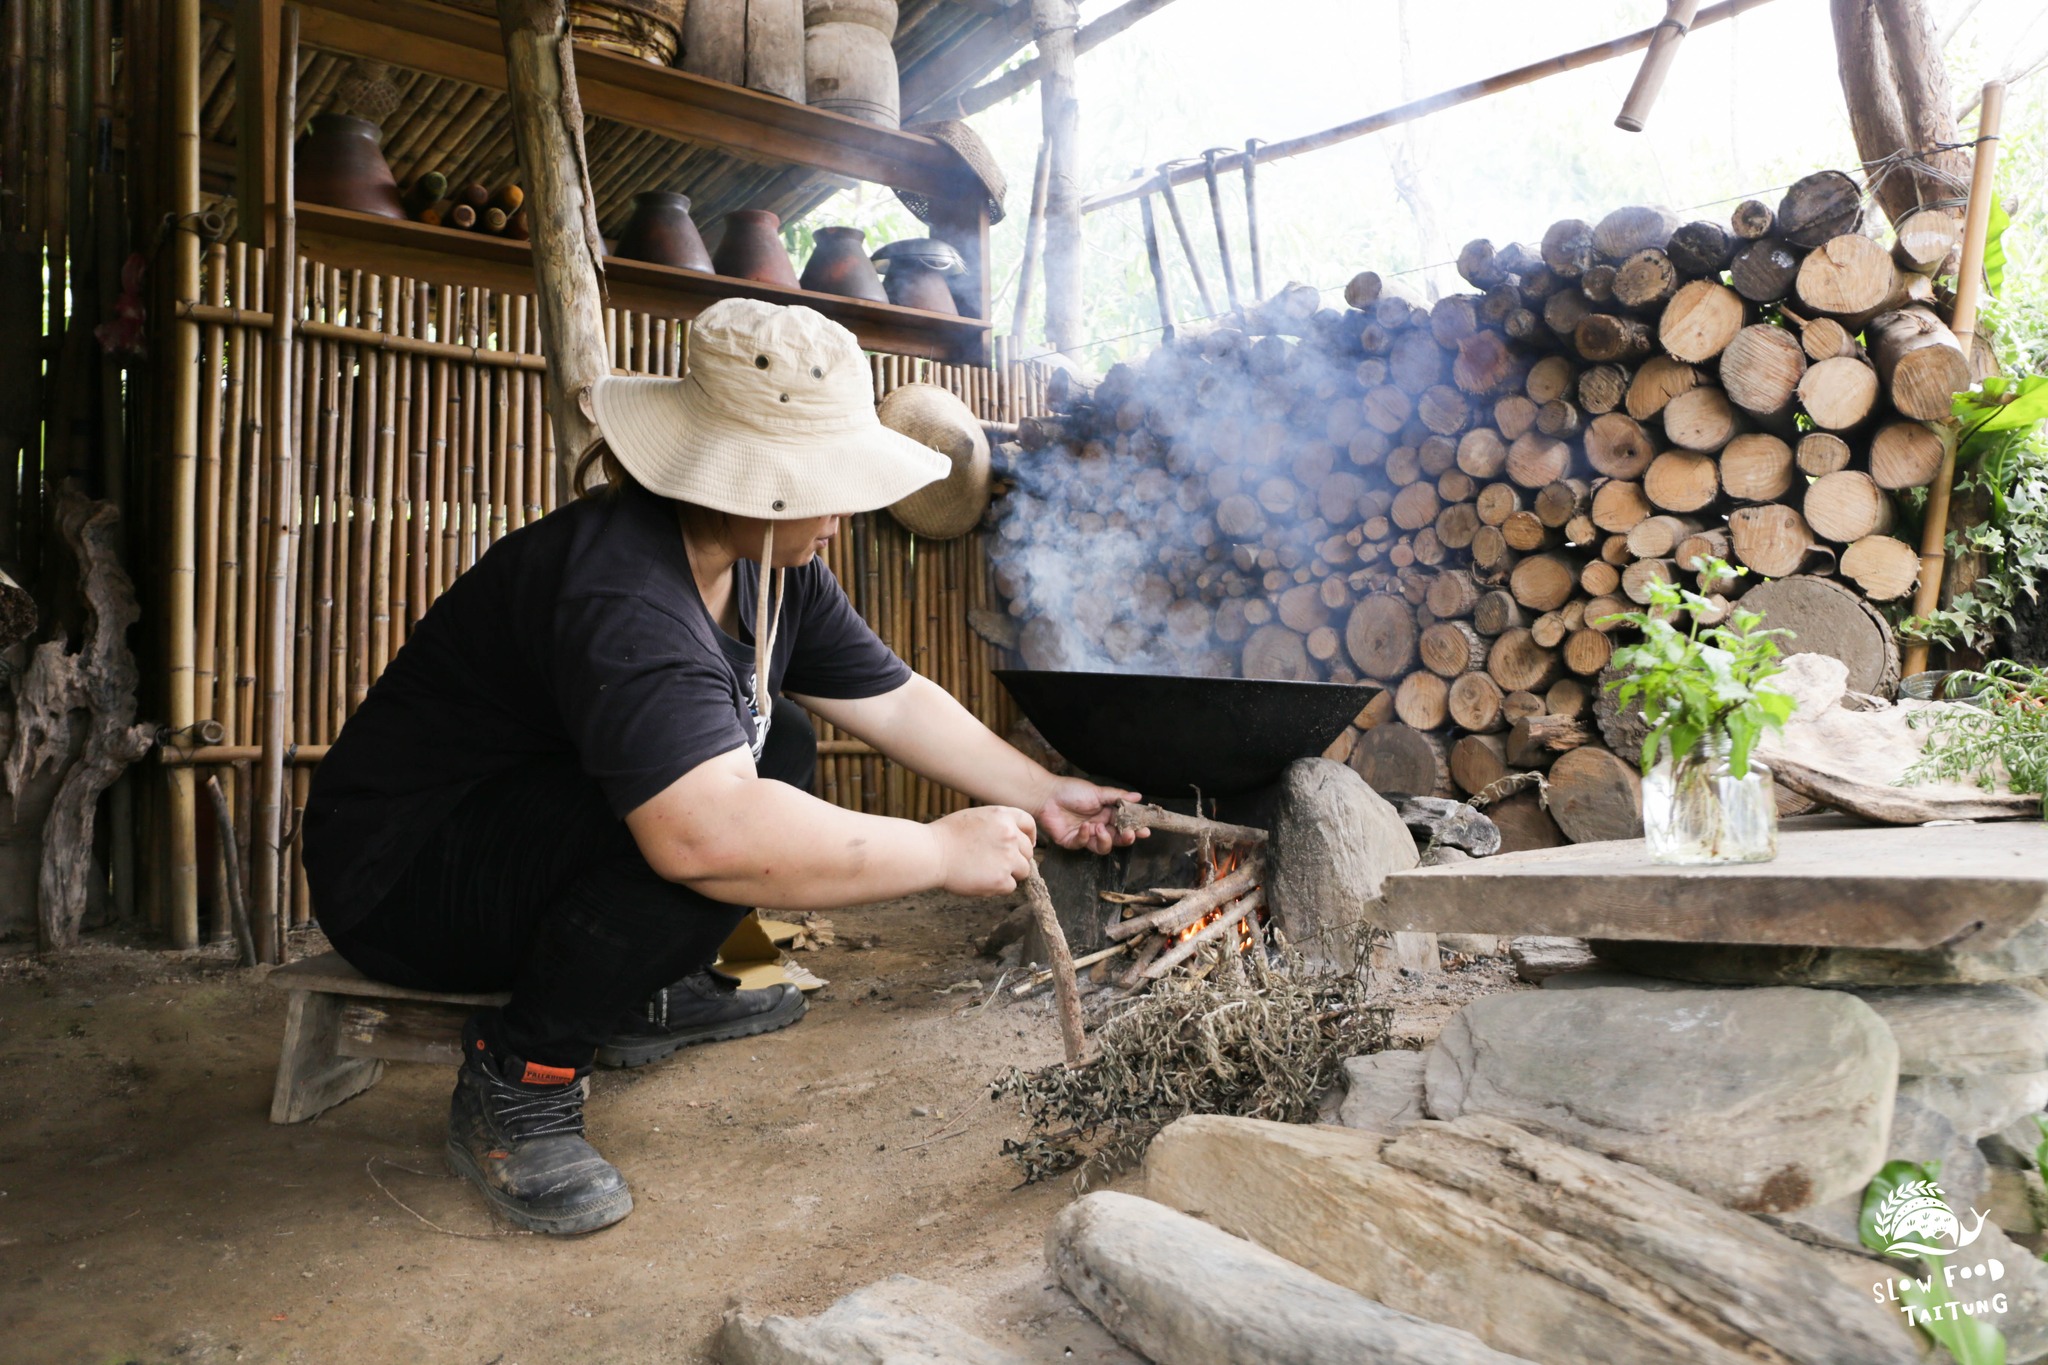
[873,237,966,315]
[712,210,800,289]
[613,191,713,273]
[295,114,405,220]
[798,225,887,302]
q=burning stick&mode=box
[1143,889,1266,981]
[1022,869,1090,1068]
[1112,802,1269,847]
[1105,853,1265,942]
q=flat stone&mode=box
[1047,1191,1531,1365]
[1900,1071,2048,1141]
[1540,969,1689,990]
[1970,1222,2048,1362]
[1988,1165,2046,1237]
[1852,984,2048,1076]
[1425,986,1897,1212]
[1338,1051,1428,1134]
[1267,758,1419,971]
[1509,935,1598,982]
[1591,918,2048,985]
[719,1276,1031,1365]
[1439,933,1507,956]
[1142,1113,1921,1365]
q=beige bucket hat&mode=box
[588,298,949,518]
[879,383,991,539]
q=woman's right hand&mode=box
[931,805,1037,896]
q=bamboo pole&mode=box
[251,3,299,964]
[1010,137,1050,343]
[176,303,552,371]
[1083,0,1782,213]
[165,0,203,950]
[193,242,227,727]
[1903,80,2004,678]
[1615,0,1700,132]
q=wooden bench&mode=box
[267,952,508,1123]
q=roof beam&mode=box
[1083,0,1780,214]
[939,0,1185,120]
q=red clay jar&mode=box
[798,225,888,302]
[295,114,406,220]
[614,191,713,272]
[712,209,800,289]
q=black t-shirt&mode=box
[304,483,911,933]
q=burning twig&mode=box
[1143,890,1265,980]
[1112,801,1269,847]
[1105,853,1265,942]
[1022,869,1091,1068]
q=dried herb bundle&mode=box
[992,951,1389,1186]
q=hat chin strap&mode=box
[754,522,786,745]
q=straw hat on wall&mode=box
[878,382,992,540]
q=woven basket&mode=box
[571,0,687,64]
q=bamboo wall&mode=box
[171,242,1032,947]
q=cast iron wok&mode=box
[995,670,1381,797]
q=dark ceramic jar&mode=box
[798,225,888,302]
[712,209,800,289]
[873,237,966,315]
[295,114,405,220]
[614,191,713,272]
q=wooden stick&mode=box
[165,0,204,950]
[1105,853,1264,942]
[1116,934,1168,990]
[1083,0,1781,213]
[1112,801,1269,846]
[1143,890,1263,980]
[1011,941,1128,996]
[250,4,298,965]
[1614,0,1700,132]
[1010,137,1051,342]
[1903,80,2004,678]
[1021,869,1088,1068]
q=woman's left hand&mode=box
[1036,778,1144,854]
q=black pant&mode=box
[327,698,817,1068]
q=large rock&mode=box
[1424,986,1897,1212]
[1267,758,1419,970]
[1899,1071,2048,1140]
[719,1276,1031,1365]
[1047,1191,1531,1365]
[1981,1107,2047,1169]
[1509,935,1599,982]
[1143,1113,1920,1365]
[1590,920,2048,986]
[1338,1050,1428,1134]
[1765,1093,1990,1252]
[1852,984,2048,1076]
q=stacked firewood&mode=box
[991,170,1970,846]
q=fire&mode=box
[1175,841,1266,954]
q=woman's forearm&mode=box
[626,752,946,910]
[796,675,1055,811]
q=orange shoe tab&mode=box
[521,1061,578,1086]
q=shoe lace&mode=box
[480,1067,588,1141]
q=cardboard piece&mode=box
[716,912,829,992]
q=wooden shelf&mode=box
[296,202,992,363]
[295,0,978,200]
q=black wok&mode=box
[995,669,1381,797]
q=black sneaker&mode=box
[444,1015,633,1235]
[594,967,808,1069]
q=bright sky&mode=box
[921,0,2048,359]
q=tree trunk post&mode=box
[497,0,609,496]
[1829,0,1968,228]
[1033,0,1082,355]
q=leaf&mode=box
[1984,195,2009,299]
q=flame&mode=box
[1174,841,1265,953]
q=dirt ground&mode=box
[0,896,1519,1365]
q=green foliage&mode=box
[1599,559,1794,779]
[1904,377,2048,655]
[1860,1160,2009,1365]
[1985,197,2011,299]
[1905,659,2048,807]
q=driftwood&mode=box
[1760,750,2039,824]
[3,485,155,949]
[1396,796,1502,856]
[0,568,34,650]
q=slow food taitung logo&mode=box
[1869,1177,1990,1257]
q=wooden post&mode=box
[1010,138,1050,343]
[1902,80,2003,677]
[1032,0,1082,354]
[166,0,202,950]
[233,0,281,249]
[251,7,300,964]
[496,0,609,494]
[1137,183,1174,343]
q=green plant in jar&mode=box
[1600,560,1796,863]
